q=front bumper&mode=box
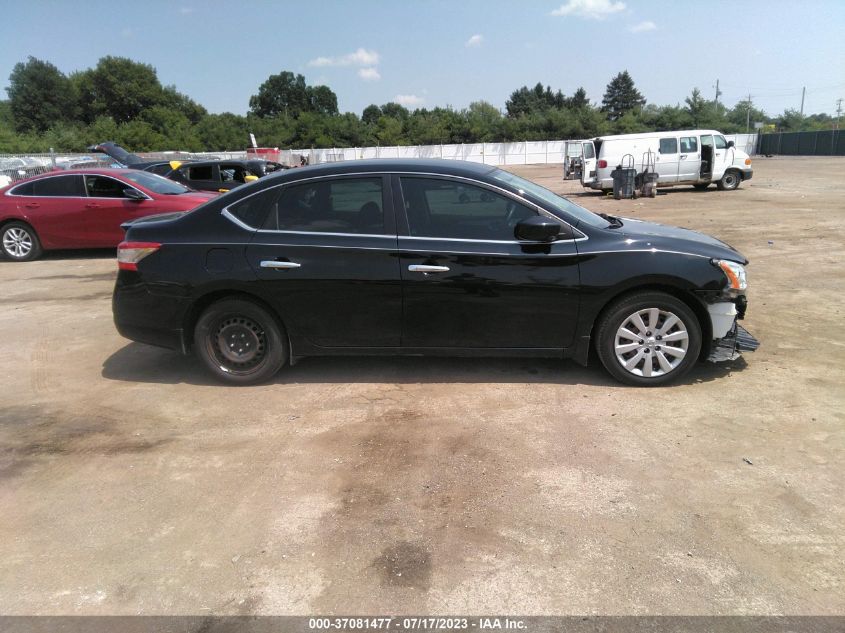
[708,322,759,362]
[741,168,753,181]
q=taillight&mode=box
[117,242,161,271]
[597,159,608,168]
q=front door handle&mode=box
[679,155,687,160]
[260,260,301,269]
[24,203,40,208]
[408,265,450,273]
[85,203,100,209]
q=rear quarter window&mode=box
[226,188,278,229]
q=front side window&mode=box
[86,175,133,198]
[400,177,537,240]
[23,175,85,197]
[261,177,386,235]
[680,136,698,153]
[714,135,727,149]
[659,138,678,154]
[220,165,248,183]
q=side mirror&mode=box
[124,188,145,201]
[727,140,735,148]
[515,216,561,242]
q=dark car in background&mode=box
[0,169,215,261]
[113,159,757,387]
[167,158,287,192]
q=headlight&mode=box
[713,259,747,291]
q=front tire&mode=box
[716,170,741,191]
[1,222,42,261]
[194,298,287,385]
[595,292,702,386]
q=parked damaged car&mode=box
[0,169,215,261]
[113,159,758,387]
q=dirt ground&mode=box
[0,157,843,616]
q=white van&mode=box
[567,129,753,192]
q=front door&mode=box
[82,175,151,246]
[244,175,402,348]
[395,175,580,350]
[677,135,701,182]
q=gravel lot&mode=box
[0,157,843,615]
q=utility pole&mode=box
[800,86,805,116]
[714,79,721,108]
[746,94,752,133]
[836,98,843,130]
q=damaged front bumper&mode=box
[708,322,760,362]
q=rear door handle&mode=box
[24,203,40,208]
[408,265,450,273]
[679,155,687,160]
[260,260,301,269]
[85,203,100,209]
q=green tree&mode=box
[6,56,75,132]
[78,56,167,123]
[249,71,309,118]
[684,88,709,127]
[306,85,339,116]
[567,87,589,109]
[601,71,646,122]
[362,104,382,126]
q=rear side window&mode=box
[583,143,595,159]
[659,138,678,154]
[21,175,85,197]
[187,165,214,181]
[400,177,536,240]
[262,177,386,235]
[226,188,278,228]
[680,136,698,153]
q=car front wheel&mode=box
[194,298,287,385]
[717,170,741,191]
[1,222,42,261]
[596,292,702,386]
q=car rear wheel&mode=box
[717,170,741,191]
[595,292,702,386]
[1,222,42,261]
[194,298,287,385]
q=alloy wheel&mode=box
[614,308,689,378]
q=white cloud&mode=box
[629,20,657,32]
[358,67,381,81]
[308,48,380,67]
[550,0,625,19]
[394,94,425,107]
[465,34,484,48]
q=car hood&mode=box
[613,217,747,264]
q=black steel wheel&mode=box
[194,298,286,385]
[1,221,42,261]
[595,291,702,387]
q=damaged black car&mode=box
[113,159,758,386]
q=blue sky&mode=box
[1,0,843,118]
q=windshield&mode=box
[122,170,192,195]
[491,169,610,229]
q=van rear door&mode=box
[580,141,596,186]
[563,141,581,180]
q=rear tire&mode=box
[716,170,741,191]
[1,221,42,261]
[595,291,702,387]
[194,298,286,385]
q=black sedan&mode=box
[113,159,757,386]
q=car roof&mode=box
[12,168,145,183]
[267,158,498,181]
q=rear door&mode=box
[563,141,582,180]
[13,174,88,247]
[655,136,679,183]
[677,135,701,182]
[244,174,402,348]
[396,175,581,350]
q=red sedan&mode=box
[0,169,216,261]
